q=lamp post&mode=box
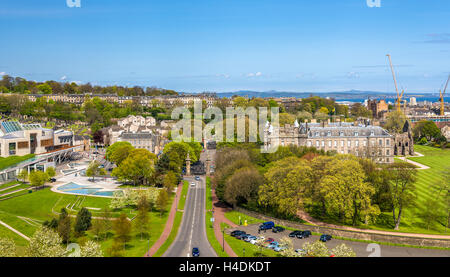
[222,229,225,252]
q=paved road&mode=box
[231,225,450,257]
[163,152,217,257]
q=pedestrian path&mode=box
[211,188,238,257]
[0,219,30,241]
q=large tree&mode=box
[320,158,379,225]
[386,162,418,230]
[224,166,264,207]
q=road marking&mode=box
[187,185,198,256]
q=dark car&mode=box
[320,234,332,242]
[50,178,57,183]
[301,230,312,238]
[289,230,302,238]
[230,230,245,237]
[240,234,251,241]
[235,233,248,240]
[192,248,200,257]
[259,221,275,230]
[195,176,200,181]
[272,226,285,233]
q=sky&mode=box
[0,0,449,93]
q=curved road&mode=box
[163,164,216,257]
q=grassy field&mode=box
[0,154,35,171]
[0,187,175,257]
[178,180,189,210]
[395,145,450,234]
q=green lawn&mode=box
[178,180,189,210]
[0,154,35,171]
[311,145,450,235]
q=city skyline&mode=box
[0,0,449,93]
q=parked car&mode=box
[239,234,251,241]
[274,245,287,252]
[295,249,307,256]
[195,176,200,181]
[50,178,57,183]
[250,236,265,245]
[289,230,302,238]
[267,241,279,250]
[263,238,275,246]
[272,226,285,233]
[301,230,312,238]
[320,234,332,242]
[235,233,248,240]
[192,248,200,257]
[244,235,257,242]
[259,221,275,230]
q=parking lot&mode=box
[227,224,450,257]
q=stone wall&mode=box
[235,207,450,248]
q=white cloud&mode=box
[0,72,5,76]
[246,72,263,78]
[60,75,67,81]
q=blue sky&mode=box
[0,0,449,93]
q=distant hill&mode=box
[215,90,439,100]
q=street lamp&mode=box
[222,229,225,252]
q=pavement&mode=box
[229,224,450,257]
[163,173,217,257]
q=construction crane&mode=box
[387,54,405,113]
[439,74,450,116]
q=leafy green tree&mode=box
[29,170,49,189]
[259,157,312,216]
[86,161,106,182]
[57,208,71,244]
[109,143,134,166]
[18,169,29,183]
[135,196,150,240]
[320,158,379,225]
[112,149,156,186]
[106,141,133,160]
[74,208,92,235]
[224,166,264,207]
[156,189,169,217]
[386,162,418,230]
[37,83,53,94]
[163,171,178,193]
[45,167,56,179]
[385,111,407,133]
[113,213,132,250]
[413,120,441,142]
